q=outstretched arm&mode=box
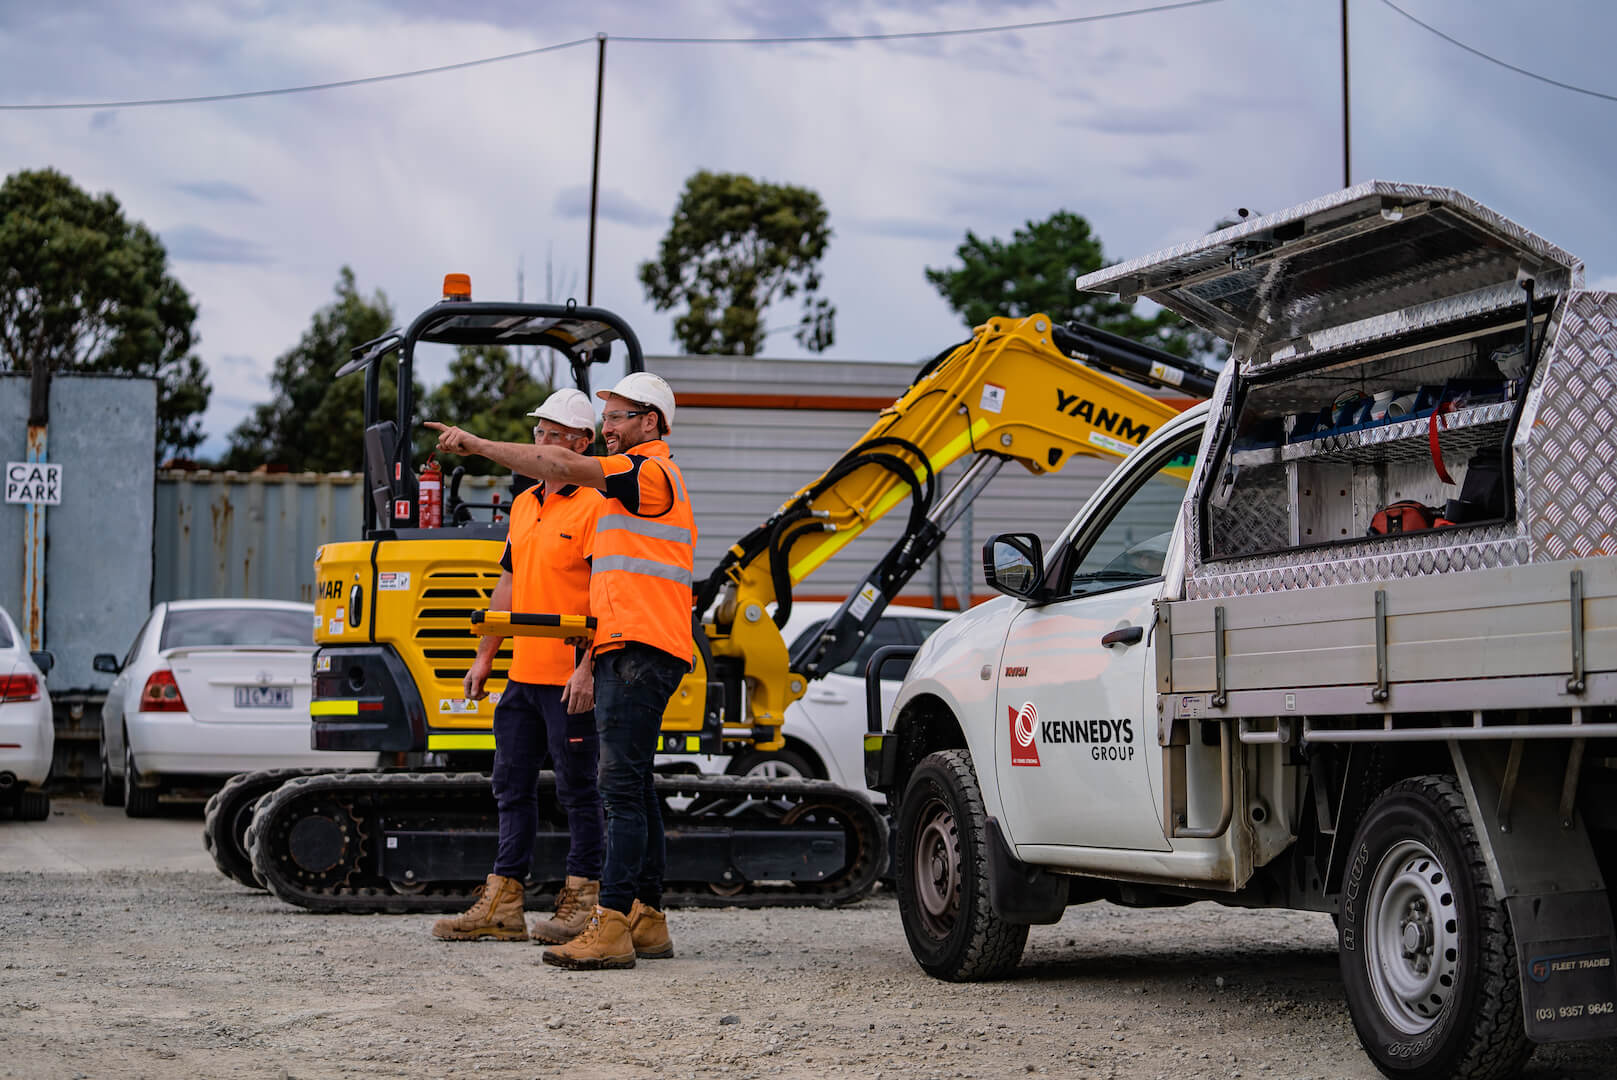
[424,422,607,489]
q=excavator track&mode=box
[204,767,345,889]
[245,770,886,914]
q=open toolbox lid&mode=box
[1074,181,1582,354]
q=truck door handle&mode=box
[1101,625,1144,648]
[808,691,848,705]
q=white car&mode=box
[657,601,952,797]
[0,604,54,821]
[96,599,377,817]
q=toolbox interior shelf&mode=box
[1229,401,1514,467]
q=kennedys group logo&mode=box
[1009,702,1040,767]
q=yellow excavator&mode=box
[204,280,1217,913]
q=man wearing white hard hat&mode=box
[426,370,696,970]
[430,388,609,947]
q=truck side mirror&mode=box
[30,650,54,675]
[92,653,122,674]
[982,532,1046,600]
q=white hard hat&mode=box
[598,371,675,432]
[526,388,597,435]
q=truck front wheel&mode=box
[896,749,1028,981]
[1339,775,1532,1080]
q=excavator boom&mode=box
[697,313,1216,744]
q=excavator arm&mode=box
[686,313,1218,752]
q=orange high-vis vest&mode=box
[590,440,696,665]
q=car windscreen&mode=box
[0,615,12,650]
[159,608,313,650]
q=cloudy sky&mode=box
[3,0,1615,458]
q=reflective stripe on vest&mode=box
[593,554,692,585]
[596,513,693,545]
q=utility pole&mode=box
[586,33,607,305]
[23,362,50,649]
[1341,0,1352,188]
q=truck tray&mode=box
[1161,554,1617,732]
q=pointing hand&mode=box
[423,421,480,456]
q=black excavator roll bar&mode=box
[337,299,646,536]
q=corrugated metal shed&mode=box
[150,353,1191,613]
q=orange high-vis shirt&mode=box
[500,482,603,685]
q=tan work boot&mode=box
[528,875,600,944]
[628,899,674,959]
[431,873,529,942]
[541,905,635,970]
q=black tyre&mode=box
[896,749,1027,981]
[1339,775,1533,1080]
[727,747,820,781]
[204,784,266,889]
[17,789,50,821]
[123,742,159,818]
[99,730,123,808]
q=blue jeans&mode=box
[594,645,686,915]
[490,680,604,881]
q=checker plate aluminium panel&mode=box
[1075,180,1583,370]
[1077,182,1609,599]
[1518,291,1617,560]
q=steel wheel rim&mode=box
[912,796,960,938]
[1364,838,1462,1034]
[743,759,806,781]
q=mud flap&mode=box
[986,816,1067,924]
[1450,741,1617,1043]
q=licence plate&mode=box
[234,686,293,709]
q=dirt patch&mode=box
[3,866,1614,1080]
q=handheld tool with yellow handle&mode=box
[470,610,595,641]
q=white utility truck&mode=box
[866,182,1617,1080]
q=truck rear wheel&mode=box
[896,749,1027,981]
[1339,775,1533,1080]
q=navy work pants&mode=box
[594,644,686,915]
[490,679,604,881]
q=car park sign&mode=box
[5,461,62,504]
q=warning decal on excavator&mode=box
[849,584,881,621]
[980,383,1006,414]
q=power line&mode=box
[615,0,1225,45]
[0,37,597,111]
[1379,0,1617,104]
[0,0,1226,112]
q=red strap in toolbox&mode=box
[1429,400,1457,485]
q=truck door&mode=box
[995,431,1197,852]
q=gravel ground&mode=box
[3,810,1616,1079]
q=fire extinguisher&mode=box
[418,455,442,528]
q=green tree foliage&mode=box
[639,170,835,355]
[224,268,413,472]
[924,210,1220,361]
[416,344,552,475]
[0,168,211,455]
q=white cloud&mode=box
[4,0,1616,461]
